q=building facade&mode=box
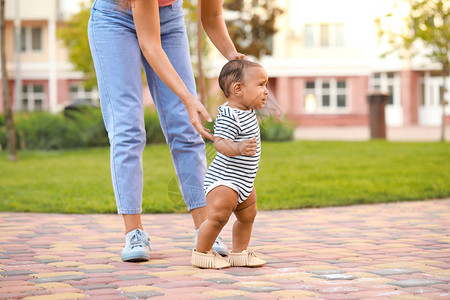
[260,0,450,126]
[1,0,449,127]
[0,0,97,114]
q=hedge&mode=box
[0,108,294,150]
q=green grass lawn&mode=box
[0,141,448,213]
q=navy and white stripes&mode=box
[204,103,261,203]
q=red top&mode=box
[159,0,177,6]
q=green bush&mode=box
[260,117,295,141]
[64,108,109,147]
[0,109,295,150]
[0,126,6,150]
[15,113,82,150]
[204,115,295,142]
[0,108,167,150]
[144,109,165,144]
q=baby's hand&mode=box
[238,137,258,156]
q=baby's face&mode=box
[240,67,269,110]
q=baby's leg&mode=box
[232,187,257,252]
[196,186,238,253]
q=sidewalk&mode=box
[1,199,449,299]
[294,126,450,142]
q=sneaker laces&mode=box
[214,235,224,245]
[129,229,152,250]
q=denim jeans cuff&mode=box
[117,208,143,215]
[187,201,206,212]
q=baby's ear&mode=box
[231,82,243,96]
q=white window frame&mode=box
[303,79,350,113]
[304,23,345,48]
[22,84,46,111]
[20,26,43,53]
[69,84,99,105]
[370,72,401,107]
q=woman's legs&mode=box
[141,2,207,215]
[88,1,146,231]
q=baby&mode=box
[191,60,268,269]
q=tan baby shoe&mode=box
[191,249,231,269]
[228,250,266,267]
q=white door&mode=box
[419,73,450,126]
[385,76,403,127]
[371,72,403,126]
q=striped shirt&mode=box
[204,103,261,203]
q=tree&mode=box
[1,0,17,161]
[224,0,283,59]
[376,0,449,142]
[57,1,96,89]
[183,0,211,105]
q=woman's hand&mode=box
[185,96,214,141]
[227,52,249,61]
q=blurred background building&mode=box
[1,0,97,114]
[0,0,449,127]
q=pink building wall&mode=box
[270,75,370,126]
[401,70,420,125]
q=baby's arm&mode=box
[214,136,258,157]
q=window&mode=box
[19,27,42,52]
[304,79,348,112]
[304,24,315,48]
[21,84,46,111]
[337,81,347,107]
[321,82,330,107]
[334,24,345,47]
[370,72,401,106]
[304,23,345,48]
[31,28,42,50]
[320,24,329,47]
[69,84,99,105]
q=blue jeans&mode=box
[88,0,207,214]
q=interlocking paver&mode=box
[0,199,449,299]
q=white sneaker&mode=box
[195,229,229,256]
[121,228,152,262]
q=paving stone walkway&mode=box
[1,199,449,299]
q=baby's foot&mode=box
[191,249,231,269]
[228,249,265,267]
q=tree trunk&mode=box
[197,0,205,106]
[441,65,448,142]
[1,0,17,161]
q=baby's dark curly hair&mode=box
[218,60,263,98]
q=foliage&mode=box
[57,1,96,89]
[0,109,165,150]
[224,0,283,59]
[259,117,295,141]
[144,109,166,144]
[64,108,109,147]
[375,0,449,71]
[0,141,448,213]
[182,0,210,78]
[375,0,449,141]
[14,113,82,150]
[204,115,294,142]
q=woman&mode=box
[88,0,246,262]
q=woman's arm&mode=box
[200,0,247,61]
[132,0,213,140]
